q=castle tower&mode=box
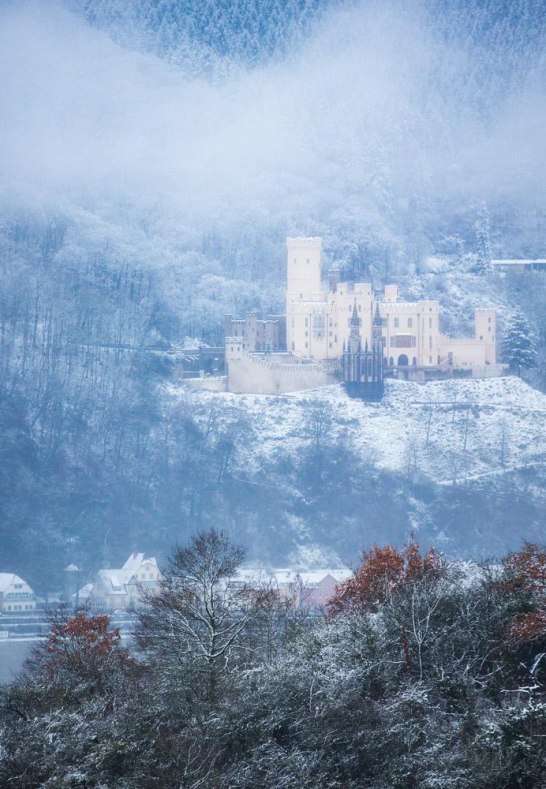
[286,237,322,302]
[286,237,327,357]
[474,308,496,364]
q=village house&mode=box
[231,567,352,608]
[0,573,36,613]
[88,553,161,610]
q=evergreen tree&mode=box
[471,202,492,274]
[502,311,537,376]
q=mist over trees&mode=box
[0,2,545,603]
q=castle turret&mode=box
[474,308,496,364]
[286,237,322,302]
[348,301,362,353]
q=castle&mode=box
[224,237,503,396]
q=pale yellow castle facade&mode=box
[285,237,497,371]
[224,237,502,395]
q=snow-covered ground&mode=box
[169,376,546,485]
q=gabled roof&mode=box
[122,553,145,572]
[0,573,33,594]
[0,573,17,592]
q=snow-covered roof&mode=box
[122,552,145,572]
[97,569,129,593]
[0,573,33,594]
[93,555,159,596]
[232,566,352,588]
[491,259,546,266]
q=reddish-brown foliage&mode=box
[500,543,546,645]
[501,543,546,594]
[44,611,130,675]
[328,542,443,613]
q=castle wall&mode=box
[225,338,338,394]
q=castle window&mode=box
[407,318,413,328]
[358,305,361,312]
[394,318,399,328]
[305,342,308,348]
[305,317,308,327]
[313,312,325,338]
[479,335,483,340]
[291,341,295,351]
[429,336,432,348]
[382,318,388,327]
[429,318,432,328]
[429,356,432,363]
[329,342,332,348]
[305,331,308,337]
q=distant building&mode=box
[491,259,546,273]
[224,312,286,352]
[0,573,36,613]
[90,553,161,610]
[231,567,352,608]
[224,237,504,395]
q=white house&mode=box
[90,553,161,610]
[0,573,36,613]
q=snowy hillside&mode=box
[175,376,546,486]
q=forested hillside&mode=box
[2,534,545,786]
[0,0,545,594]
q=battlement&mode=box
[286,237,322,250]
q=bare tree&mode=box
[136,529,264,705]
